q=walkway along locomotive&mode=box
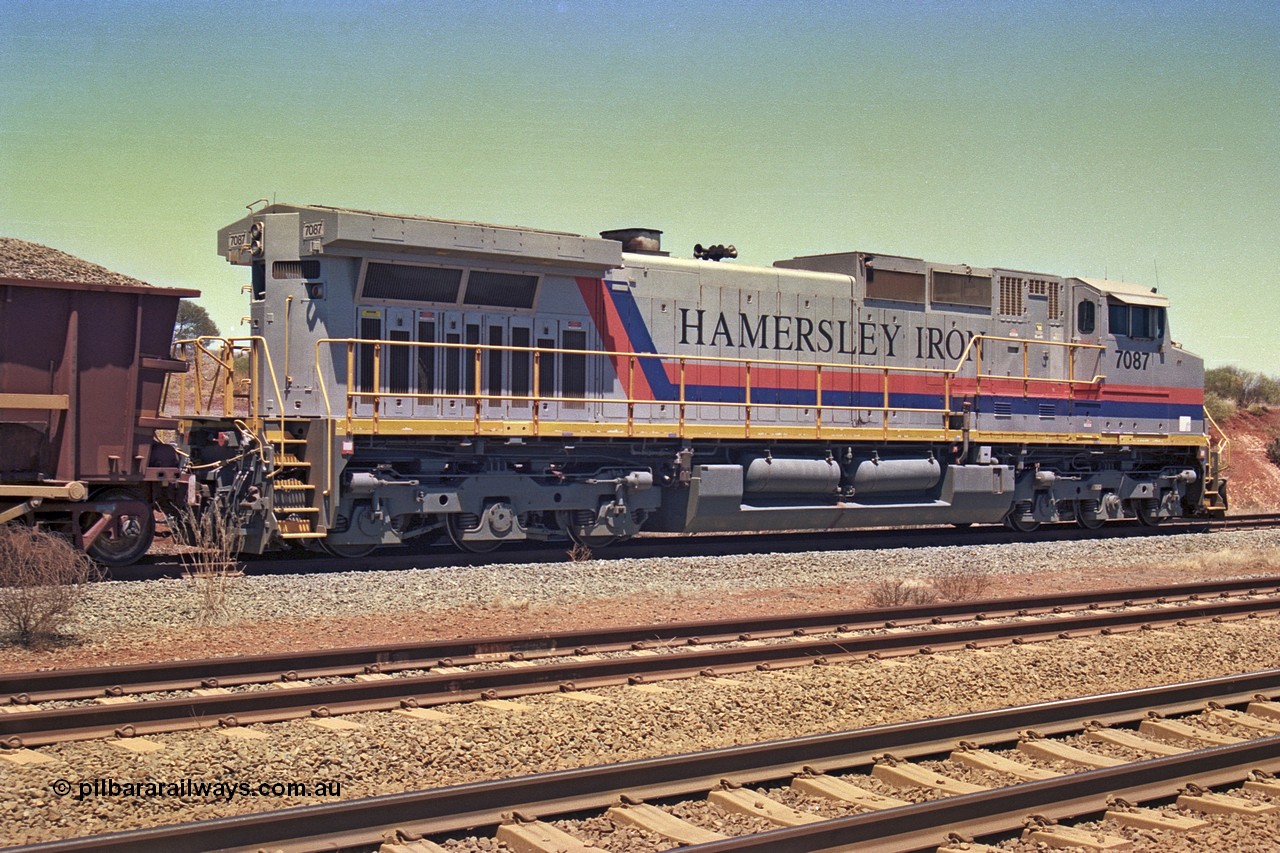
[172,204,1228,557]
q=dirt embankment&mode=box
[1223,407,1280,511]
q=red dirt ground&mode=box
[7,556,1280,674]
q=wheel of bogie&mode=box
[84,488,155,567]
[557,510,620,549]
[446,515,503,553]
[951,522,973,529]
[318,539,378,559]
[1133,499,1162,527]
[1075,499,1105,530]
[1003,503,1041,533]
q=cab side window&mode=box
[1077,300,1096,334]
[1108,303,1129,337]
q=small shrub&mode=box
[567,542,593,563]
[0,525,96,647]
[1267,436,1280,468]
[866,577,937,608]
[930,567,993,601]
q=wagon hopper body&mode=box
[179,204,1226,556]
[0,276,195,565]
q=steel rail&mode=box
[4,595,1280,747]
[1210,512,1280,530]
[12,669,1280,853]
[113,512,1280,581]
[7,574,1279,704]
[682,738,1280,852]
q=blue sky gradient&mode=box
[2,0,1276,371]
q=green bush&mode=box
[1204,392,1236,425]
[1206,366,1247,403]
[1259,374,1280,405]
[1205,366,1280,411]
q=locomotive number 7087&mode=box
[1116,350,1151,370]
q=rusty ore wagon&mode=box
[0,276,196,565]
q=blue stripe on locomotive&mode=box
[601,280,1200,424]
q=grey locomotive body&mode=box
[176,204,1223,555]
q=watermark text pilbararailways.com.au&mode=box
[50,777,342,803]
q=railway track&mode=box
[14,670,1280,853]
[120,511,1280,580]
[5,576,1280,747]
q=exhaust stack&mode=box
[600,228,666,255]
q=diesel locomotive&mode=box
[173,203,1227,557]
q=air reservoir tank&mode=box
[850,457,941,494]
[744,457,841,494]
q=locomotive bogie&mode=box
[171,203,1225,555]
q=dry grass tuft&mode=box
[1160,547,1280,575]
[930,566,994,601]
[167,504,243,626]
[866,577,938,608]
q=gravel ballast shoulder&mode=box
[56,529,1280,641]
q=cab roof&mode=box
[1075,277,1168,308]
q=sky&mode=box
[2,0,1277,373]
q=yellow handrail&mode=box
[307,333,1110,439]
[1203,406,1231,473]
[175,332,1110,434]
[166,335,292,474]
